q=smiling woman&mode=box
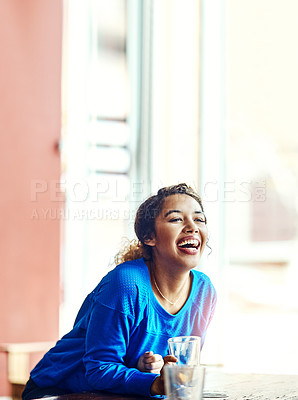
[117,183,208,262]
[144,193,209,327]
[22,183,217,400]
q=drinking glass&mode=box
[167,337,227,398]
[168,336,201,366]
[164,364,205,400]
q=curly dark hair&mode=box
[114,183,206,264]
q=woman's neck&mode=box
[147,259,192,314]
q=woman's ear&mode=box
[144,235,156,247]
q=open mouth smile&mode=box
[177,237,200,254]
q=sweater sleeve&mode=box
[83,297,158,396]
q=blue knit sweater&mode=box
[30,258,217,397]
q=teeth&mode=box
[178,239,199,247]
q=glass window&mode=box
[224,0,298,374]
[61,0,131,332]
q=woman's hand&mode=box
[150,354,178,396]
[137,351,164,374]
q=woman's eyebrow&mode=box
[164,209,181,217]
[164,210,204,217]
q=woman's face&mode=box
[145,194,208,270]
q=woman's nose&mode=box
[184,220,198,233]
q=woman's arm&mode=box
[83,300,158,397]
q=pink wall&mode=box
[0,0,62,395]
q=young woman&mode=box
[22,183,217,400]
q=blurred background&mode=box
[1,0,298,398]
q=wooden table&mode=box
[204,369,298,399]
[39,370,298,400]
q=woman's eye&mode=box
[195,218,206,223]
[169,217,182,222]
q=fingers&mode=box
[150,368,163,374]
[163,354,178,365]
[143,350,154,361]
[144,352,162,363]
[138,352,177,375]
[143,352,164,372]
